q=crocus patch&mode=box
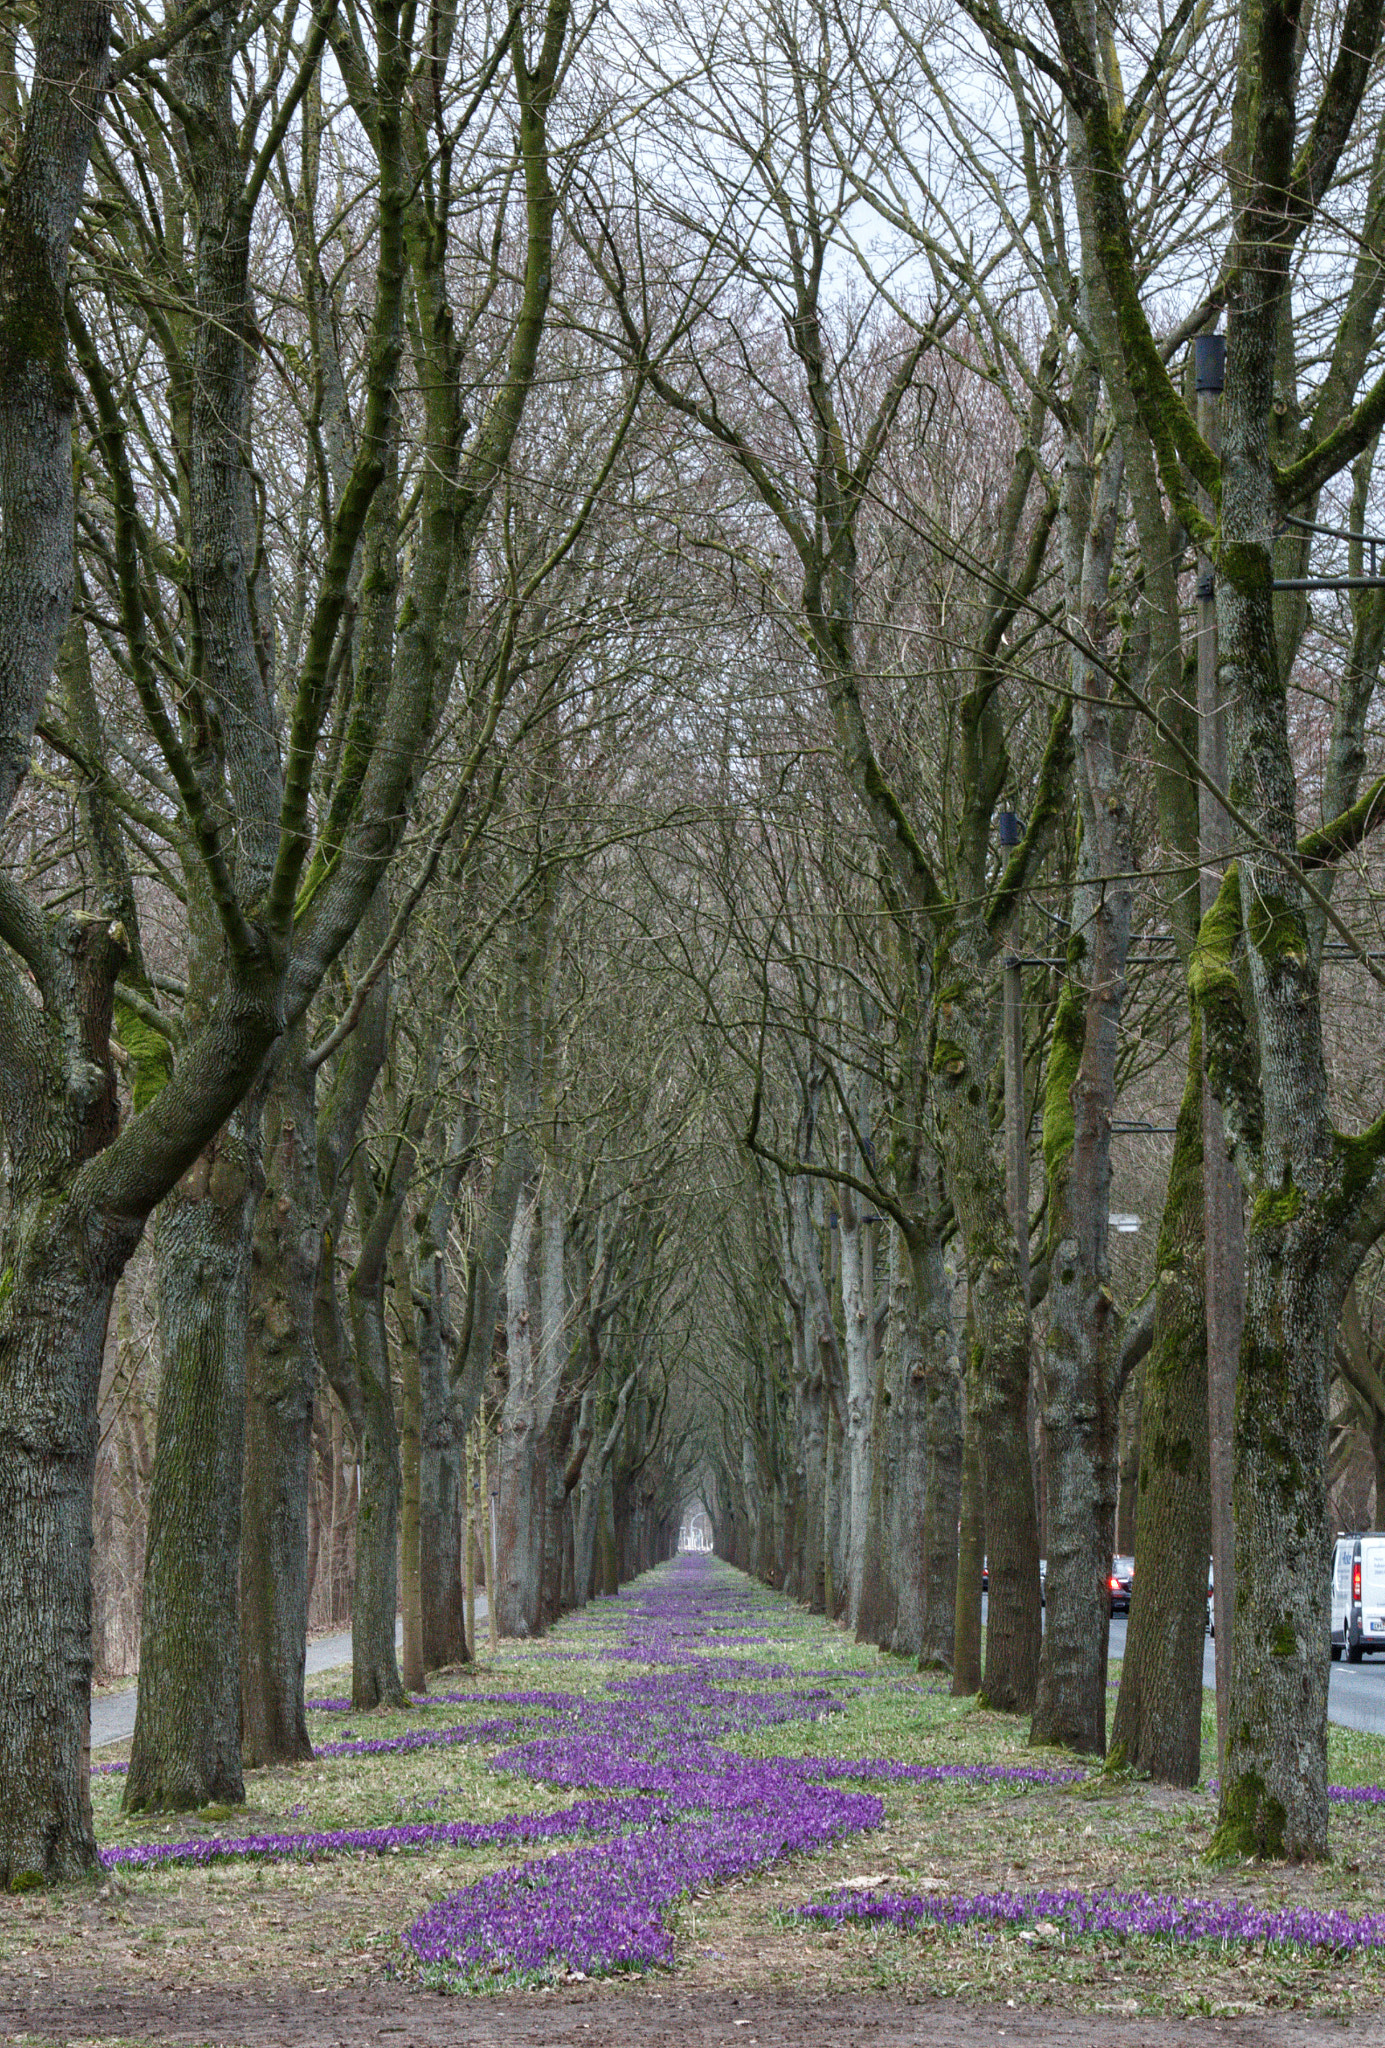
[106,1554,1382,1990]
[103,1554,1081,1985]
[799,1883,1385,1955]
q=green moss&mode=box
[1251,1182,1302,1231]
[1208,1770,1287,1862]
[1189,867,1241,999]
[0,1265,12,1312]
[931,1038,967,1080]
[1219,541,1273,596]
[985,697,1074,935]
[1155,1021,1205,1265]
[1189,867,1261,1141]
[7,1869,45,1893]
[0,227,70,401]
[1326,1120,1385,1234]
[1041,982,1083,1184]
[1270,1620,1296,1657]
[113,995,174,1115]
[1245,889,1306,967]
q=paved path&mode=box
[974,1603,1385,1736]
[90,1599,489,1750]
[1108,1612,1385,1733]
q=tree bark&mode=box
[908,1224,962,1670]
[1110,1025,1210,1783]
[1115,1359,1143,1555]
[126,1115,257,1812]
[837,1178,874,1630]
[934,993,1041,1712]
[240,1034,320,1768]
[344,1248,408,1710]
[1031,425,1130,1757]
[887,1230,929,1659]
[0,1011,137,1880]
[952,1345,985,1697]
[415,1104,472,1668]
[392,1216,426,1692]
[0,0,111,824]
[495,1189,541,1636]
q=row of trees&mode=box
[3,0,1385,1885]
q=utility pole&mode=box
[1195,330,1243,1775]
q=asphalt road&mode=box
[90,1598,489,1750]
[1108,1611,1385,1733]
[970,1602,1385,1735]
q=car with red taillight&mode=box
[1331,1533,1385,1661]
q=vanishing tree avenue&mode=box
[4,0,1385,2035]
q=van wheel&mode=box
[1349,1639,1364,1664]
[1331,1643,1342,1661]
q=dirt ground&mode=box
[2,1973,1382,2048]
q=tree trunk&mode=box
[1030,417,1130,1759]
[125,1116,257,1813]
[598,1468,619,1595]
[241,1036,320,1768]
[888,1228,929,1658]
[909,1224,962,1670]
[541,1415,568,1627]
[797,1364,826,1613]
[495,1191,542,1636]
[534,1181,569,1628]
[823,1402,841,1619]
[345,1264,407,1710]
[934,997,1041,1711]
[952,1340,984,1697]
[464,1446,477,1655]
[0,1187,138,1882]
[857,1269,894,1647]
[1115,1358,1144,1554]
[1111,1026,1210,1783]
[392,1218,425,1691]
[837,1185,874,1629]
[418,1230,469,1667]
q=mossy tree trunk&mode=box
[1110,1025,1210,1784]
[124,0,286,1816]
[125,1103,260,1814]
[1042,0,1385,1857]
[883,1228,927,1656]
[907,1222,962,1671]
[932,979,1042,1713]
[0,914,138,1884]
[344,1281,407,1710]
[836,1167,874,1632]
[858,1254,897,1649]
[572,1373,634,1607]
[1031,415,1131,1757]
[496,1189,542,1637]
[392,1215,426,1692]
[1114,1360,1143,1556]
[0,0,110,822]
[952,1336,985,1697]
[240,1032,321,1769]
[416,1199,471,1666]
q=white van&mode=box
[1330,1534,1385,1661]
